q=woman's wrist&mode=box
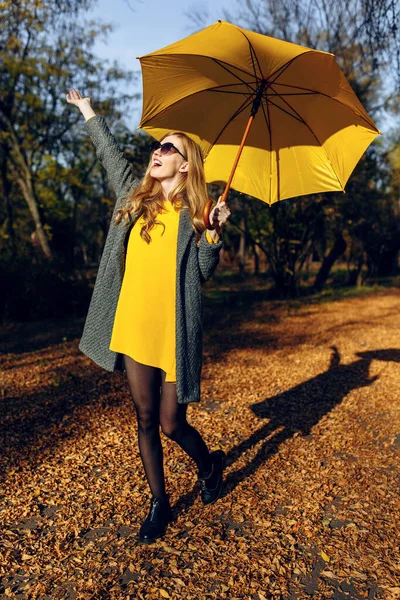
[206,226,221,241]
[80,101,96,121]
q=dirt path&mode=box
[1,290,399,599]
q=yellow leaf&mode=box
[159,590,170,598]
[320,551,330,562]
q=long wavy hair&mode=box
[115,132,209,243]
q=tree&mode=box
[189,0,399,294]
[0,0,137,261]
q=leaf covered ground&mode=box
[0,289,399,599]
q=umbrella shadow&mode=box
[173,347,399,517]
[215,347,400,498]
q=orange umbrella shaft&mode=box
[221,114,255,203]
[204,113,255,230]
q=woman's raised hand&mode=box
[66,89,91,107]
[66,89,96,120]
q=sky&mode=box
[85,0,232,129]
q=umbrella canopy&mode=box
[138,20,381,206]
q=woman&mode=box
[66,89,231,544]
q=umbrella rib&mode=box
[271,92,345,189]
[211,58,259,92]
[209,89,257,95]
[142,90,256,147]
[273,82,324,91]
[268,54,307,85]
[139,84,255,128]
[268,91,319,97]
[267,50,336,87]
[141,53,256,80]
[238,30,265,81]
[210,95,256,148]
[263,97,306,126]
[207,81,258,91]
[207,80,258,96]
[264,51,378,131]
[261,99,273,205]
[271,82,378,131]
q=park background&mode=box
[1,0,400,318]
[1,1,400,599]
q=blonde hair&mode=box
[115,132,208,243]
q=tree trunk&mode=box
[237,216,246,274]
[355,252,367,288]
[70,186,81,269]
[6,117,52,260]
[1,157,16,257]
[82,244,88,265]
[249,240,260,275]
[314,234,347,291]
[15,173,52,260]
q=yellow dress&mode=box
[109,198,219,382]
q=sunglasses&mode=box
[150,140,187,161]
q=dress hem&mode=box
[110,348,177,383]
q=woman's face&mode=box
[150,135,188,181]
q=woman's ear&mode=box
[179,161,189,173]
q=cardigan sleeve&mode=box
[84,114,137,201]
[198,229,223,282]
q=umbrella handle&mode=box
[203,198,216,230]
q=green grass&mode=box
[202,271,400,312]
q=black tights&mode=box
[124,354,213,498]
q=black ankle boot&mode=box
[138,494,173,544]
[198,450,226,505]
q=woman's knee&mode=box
[135,406,160,433]
[160,416,187,439]
[159,386,188,439]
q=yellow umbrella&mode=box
[137,20,381,227]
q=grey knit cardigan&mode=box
[78,115,223,404]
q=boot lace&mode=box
[199,464,214,490]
